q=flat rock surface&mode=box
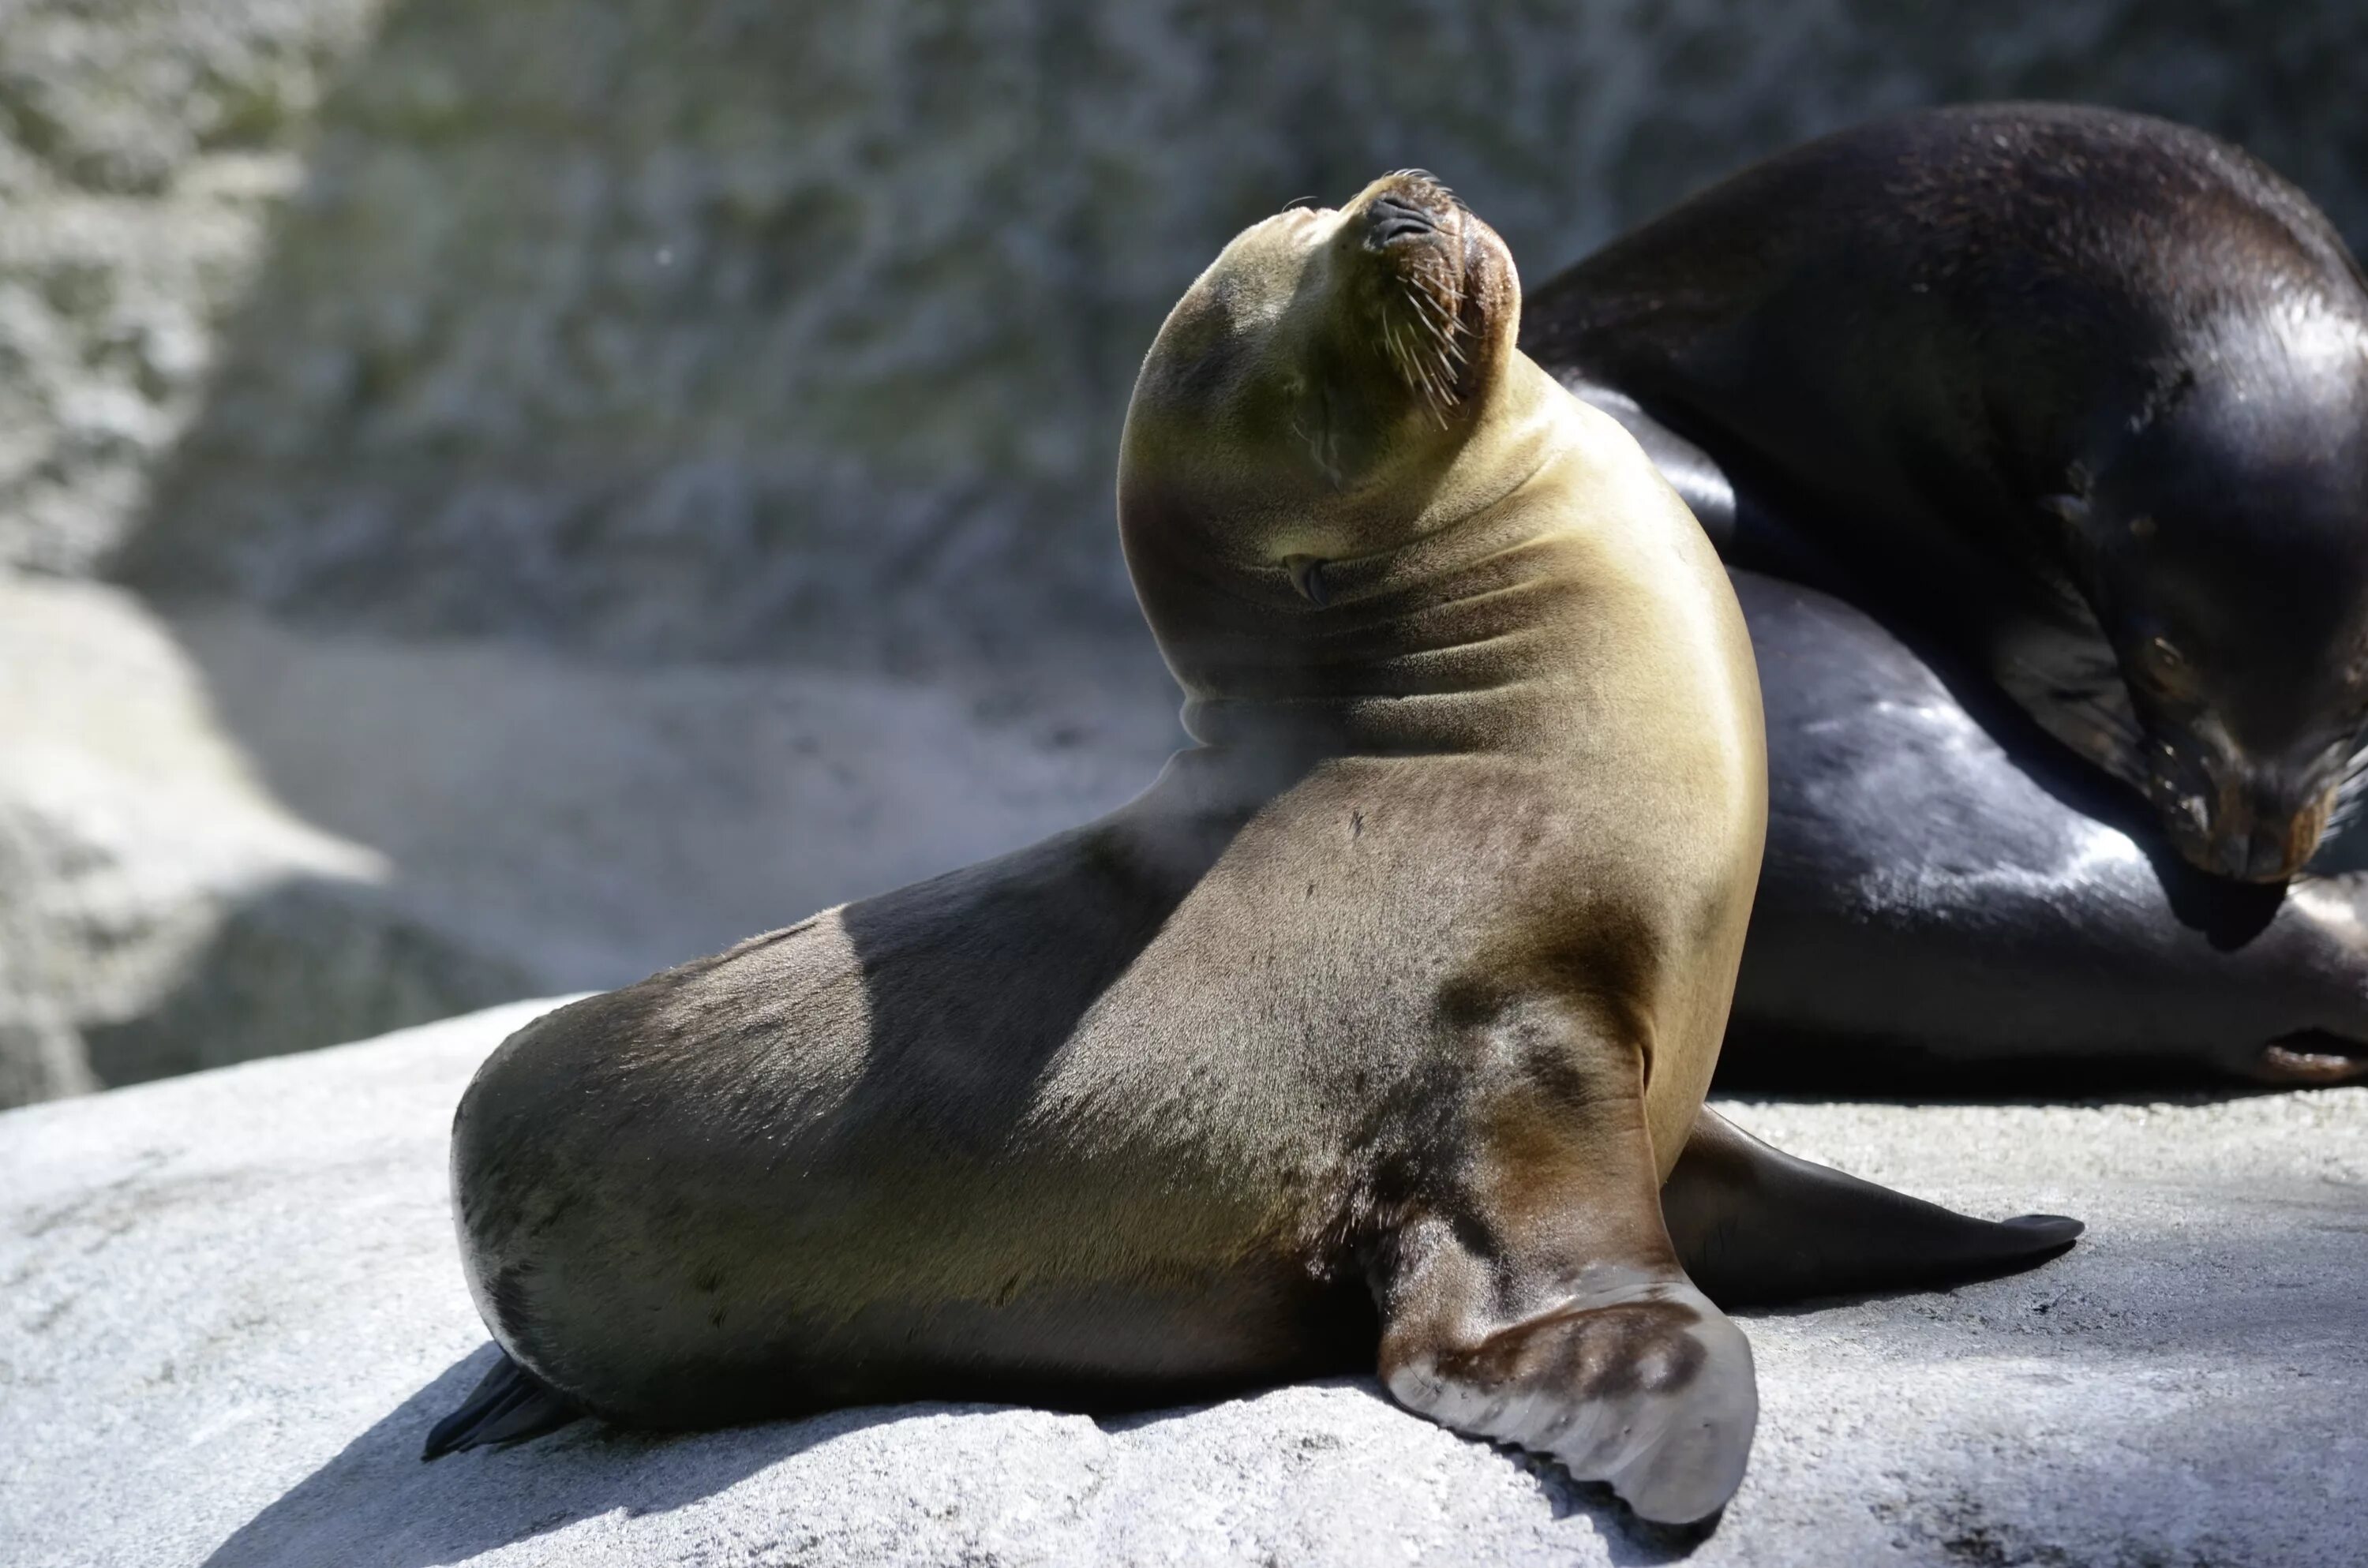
[3,1001,2364,1568]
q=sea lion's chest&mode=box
[1042,756,1640,1088]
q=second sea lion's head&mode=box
[2041,312,2368,884]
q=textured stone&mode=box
[0,571,1177,1106]
[2,1001,2362,1566]
[160,595,1179,994]
[0,572,530,1106]
[0,0,388,576]
[96,0,2368,664]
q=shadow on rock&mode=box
[82,872,536,1091]
[1502,1455,1722,1565]
[199,1345,920,1568]
[1097,1377,1722,1562]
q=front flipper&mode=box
[421,1349,583,1460]
[1381,1261,1758,1527]
[1662,1108,2081,1308]
[1372,1010,1759,1525]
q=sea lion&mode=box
[1726,567,2368,1086]
[1524,102,2368,885]
[424,173,2078,1524]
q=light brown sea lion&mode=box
[425,172,2078,1525]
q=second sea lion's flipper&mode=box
[1662,1107,2082,1308]
[421,1349,582,1460]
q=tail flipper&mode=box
[422,1349,583,1460]
[1662,1107,2082,1308]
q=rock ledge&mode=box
[3,1001,2363,1566]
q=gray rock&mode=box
[103,0,2368,664]
[2,1000,2362,1566]
[0,0,385,577]
[159,601,1179,995]
[0,573,530,1106]
[0,571,1179,1106]
[10,1,2368,615]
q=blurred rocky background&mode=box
[6,0,2368,1105]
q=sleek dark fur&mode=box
[1725,569,2368,1087]
[1525,103,2368,1081]
[1527,102,2368,886]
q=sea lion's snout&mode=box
[1330,170,1508,429]
[1364,189,1442,246]
[1356,169,1461,242]
[1344,171,1467,275]
[2152,749,2339,883]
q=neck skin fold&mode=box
[1129,372,1599,759]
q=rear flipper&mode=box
[421,1349,583,1460]
[1662,1108,2081,1308]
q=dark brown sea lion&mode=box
[1723,566,2368,1087]
[425,173,2077,1524]
[1525,102,2368,886]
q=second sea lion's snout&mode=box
[2149,744,2340,884]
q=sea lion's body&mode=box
[459,457,1755,1421]
[1523,103,2368,1082]
[434,174,2077,1524]
[1527,103,2368,887]
[1729,569,2368,1087]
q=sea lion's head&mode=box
[1117,171,1527,693]
[2044,309,2368,883]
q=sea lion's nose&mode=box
[2217,822,2302,883]
[2198,775,2334,883]
[2250,832,2303,881]
[1366,193,1439,246]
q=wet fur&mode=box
[1524,102,2368,885]
[1722,570,2368,1085]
